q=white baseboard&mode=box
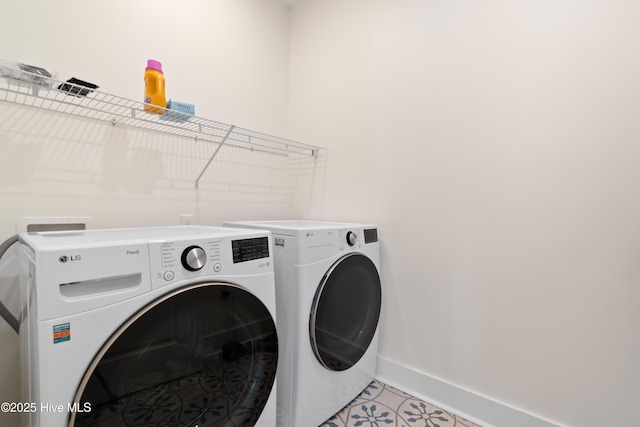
[375,356,562,427]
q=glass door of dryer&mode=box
[70,283,278,427]
[309,253,382,372]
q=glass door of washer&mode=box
[310,253,382,372]
[70,282,278,427]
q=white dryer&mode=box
[18,226,278,427]
[223,220,381,427]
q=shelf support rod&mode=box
[194,125,235,189]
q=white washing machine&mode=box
[223,221,381,427]
[18,225,278,427]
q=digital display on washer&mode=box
[232,237,270,263]
[364,228,378,244]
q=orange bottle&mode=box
[144,59,166,114]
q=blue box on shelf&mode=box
[159,99,195,123]
[167,99,195,115]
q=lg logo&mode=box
[59,255,81,263]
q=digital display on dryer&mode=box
[364,228,378,243]
[232,237,269,263]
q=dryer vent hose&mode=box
[0,235,20,334]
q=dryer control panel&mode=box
[337,228,377,250]
[291,227,379,264]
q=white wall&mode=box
[1,0,291,134]
[0,0,306,424]
[289,1,640,426]
[0,0,300,238]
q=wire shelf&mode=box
[0,64,322,188]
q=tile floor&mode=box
[321,380,482,427]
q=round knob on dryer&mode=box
[346,231,358,246]
[181,246,206,271]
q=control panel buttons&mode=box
[163,271,175,281]
[213,263,222,272]
[346,231,358,247]
[181,246,207,271]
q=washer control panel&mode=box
[158,240,222,271]
[149,233,272,289]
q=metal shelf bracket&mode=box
[194,125,235,189]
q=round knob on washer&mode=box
[181,246,206,271]
[346,231,358,246]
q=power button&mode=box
[163,271,175,281]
